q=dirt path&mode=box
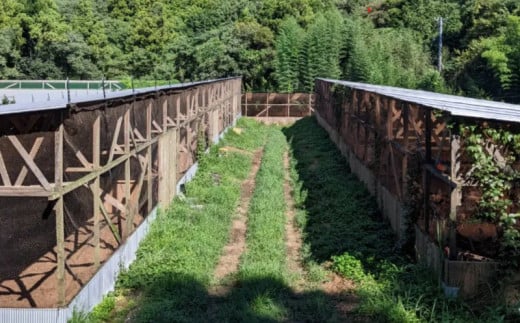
[211,149,264,288]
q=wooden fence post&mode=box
[54,123,65,306]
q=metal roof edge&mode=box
[317,78,520,123]
[0,77,241,116]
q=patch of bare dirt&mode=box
[211,149,264,285]
[218,146,253,155]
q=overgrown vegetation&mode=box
[72,118,268,322]
[284,117,514,322]
[461,123,520,268]
[73,117,519,322]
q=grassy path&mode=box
[76,117,506,323]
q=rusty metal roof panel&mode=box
[320,78,520,123]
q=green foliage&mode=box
[2,0,518,99]
[341,17,443,90]
[274,18,304,92]
[461,123,520,265]
[332,253,366,283]
[300,11,344,91]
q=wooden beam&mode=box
[8,136,51,190]
[50,136,160,200]
[104,193,127,214]
[124,108,132,239]
[96,194,122,244]
[0,150,12,186]
[108,117,123,163]
[92,116,101,268]
[147,102,153,213]
[64,134,92,169]
[0,184,60,197]
[14,137,44,186]
[424,108,433,234]
[402,104,410,196]
[54,124,66,306]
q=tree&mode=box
[299,10,344,91]
[274,18,304,92]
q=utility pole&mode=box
[437,17,443,72]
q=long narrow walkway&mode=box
[89,119,361,322]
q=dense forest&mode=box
[0,0,519,102]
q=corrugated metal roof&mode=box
[0,77,240,116]
[319,78,520,123]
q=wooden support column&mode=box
[54,123,65,306]
[266,92,269,119]
[245,93,248,117]
[124,107,131,239]
[402,104,410,196]
[158,130,177,206]
[287,93,290,117]
[449,134,462,259]
[147,103,153,213]
[424,108,432,234]
[92,116,101,268]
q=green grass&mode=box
[75,117,511,323]
[76,118,269,323]
[209,126,341,322]
[283,117,510,323]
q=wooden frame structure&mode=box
[314,79,508,297]
[242,93,314,118]
[0,77,241,308]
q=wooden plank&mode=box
[402,104,410,195]
[92,116,101,268]
[388,143,403,199]
[124,108,132,239]
[386,99,396,140]
[375,95,381,132]
[104,193,127,213]
[108,117,123,163]
[54,124,65,306]
[14,137,44,186]
[97,194,122,244]
[133,129,147,142]
[8,136,51,190]
[424,108,433,234]
[147,103,153,213]
[162,99,168,131]
[65,167,93,173]
[152,120,163,134]
[64,134,92,168]
[0,150,12,186]
[0,185,57,197]
[170,130,177,201]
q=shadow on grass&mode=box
[282,117,400,266]
[130,273,345,323]
[282,117,515,322]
